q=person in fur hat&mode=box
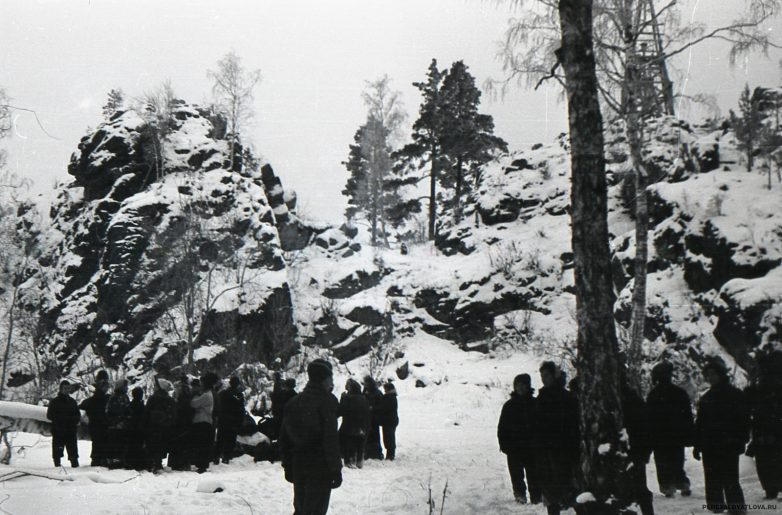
[378,382,399,461]
[498,373,540,504]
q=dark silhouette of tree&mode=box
[730,84,764,172]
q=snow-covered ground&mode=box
[0,336,772,514]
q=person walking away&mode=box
[744,351,782,500]
[168,378,194,471]
[497,373,540,505]
[535,362,579,515]
[126,387,146,471]
[693,358,750,514]
[338,378,370,468]
[378,382,399,461]
[280,359,342,515]
[271,375,297,440]
[47,380,80,468]
[217,376,246,464]
[191,373,218,473]
[144,378,176,472]
[79,380,110,467]
[362,376,384,460]
[620,383,655,515]
[105,379,132,469]
[646,361,693,497]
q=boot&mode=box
[70,460,79,468]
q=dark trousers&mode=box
[106,428,128,467]
[167,428,192,470]
[654,447,690,493]
[145,430,168,470]
[702,450,745,513]
[538,448,575,513]
[191,422,214,471]
[341,433,366,468]
[366,424,383,460]
[755,446,782,496]
[381,424,397,460]
[88,425,108,465]
[52,429,78,465]
[507,453,541,502]
[293,479,332,515]
[216,426,238,463]
[628,462,654,515]
[125,430,146,470]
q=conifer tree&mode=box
[102,89,124,119]
[730,84,763,172]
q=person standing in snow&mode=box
[144,378,176,472]
[79,379,111,467]
[168,378,195,470]
[126,387,146,471]
[378,382,399,461]
[497,373,540,504]
[105,379,132,468]
[620,382,655,515]
[338,378,370,468]
[744,351,782,500]
[646,361,694,498]
[280,359,342,515]
[216,376,246,464]
[693,358,750,514]
[271,374,297,440]
[534,361,579,515]
[190,372,218,473]
[362,375,384,460]
[47,380,81,468]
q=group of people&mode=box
[498,354,782,515]
[48,370,249,473]
[278,360,400,515]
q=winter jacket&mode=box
[535,384,579,456]
[129,398,145,434]
[694,383,750,454]
[646,382,694,449]
[364,388,384,426]
[79,391,110,430]
[145,390,176,433]
[47,393,81,433]
[377,392,399,427]
[745,383,782,449]
[271,388,297,420]
[279,382,342,483]
[339,392,371,437]
[497,391,536,456]
[218,387,246,431]
[190,390,214,425]
[106,393,131,431]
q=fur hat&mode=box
[651,361,674,383]
[539,361,559,376]
[702,356,729,378]
[307,359,333,382]
[513,373,532,388]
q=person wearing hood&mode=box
[280,359,342,515]
[339,378,370,468]
[362,375,384,460]
[497,373,540,505]
[693,358,750,514]
[217,376,246,464]
[126,387,146,471]
[378,382,399,461]
[105,379,132,468]
[47,380,80,468]
[79,377,111,467]
[535,361,579,515]
[646,361,694,497]
[145,378,176,472]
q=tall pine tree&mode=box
[439,61,507,224]
[730,84,763,172]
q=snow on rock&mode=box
[196,479,227,493]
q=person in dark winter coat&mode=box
[168,379,194,471]
[145,378,176,472]
[105,379,132,468]
[498,373,540,505]
[47,380,80,468]
[271,375,297,440]
[694,359,750,514]
[126,387,146,471]
[338,378,370,468]
[745,351,782,500]
[190,373,218,473]
[79,380,110,467]
[378,382,399,461]
[620,383,655,515]
[646,361,694,497]
[280,359,342,515]
[535,362,579,515]
[362,376,384,460]
[216,376,246,464]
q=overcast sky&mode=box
[1,0,780,222]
